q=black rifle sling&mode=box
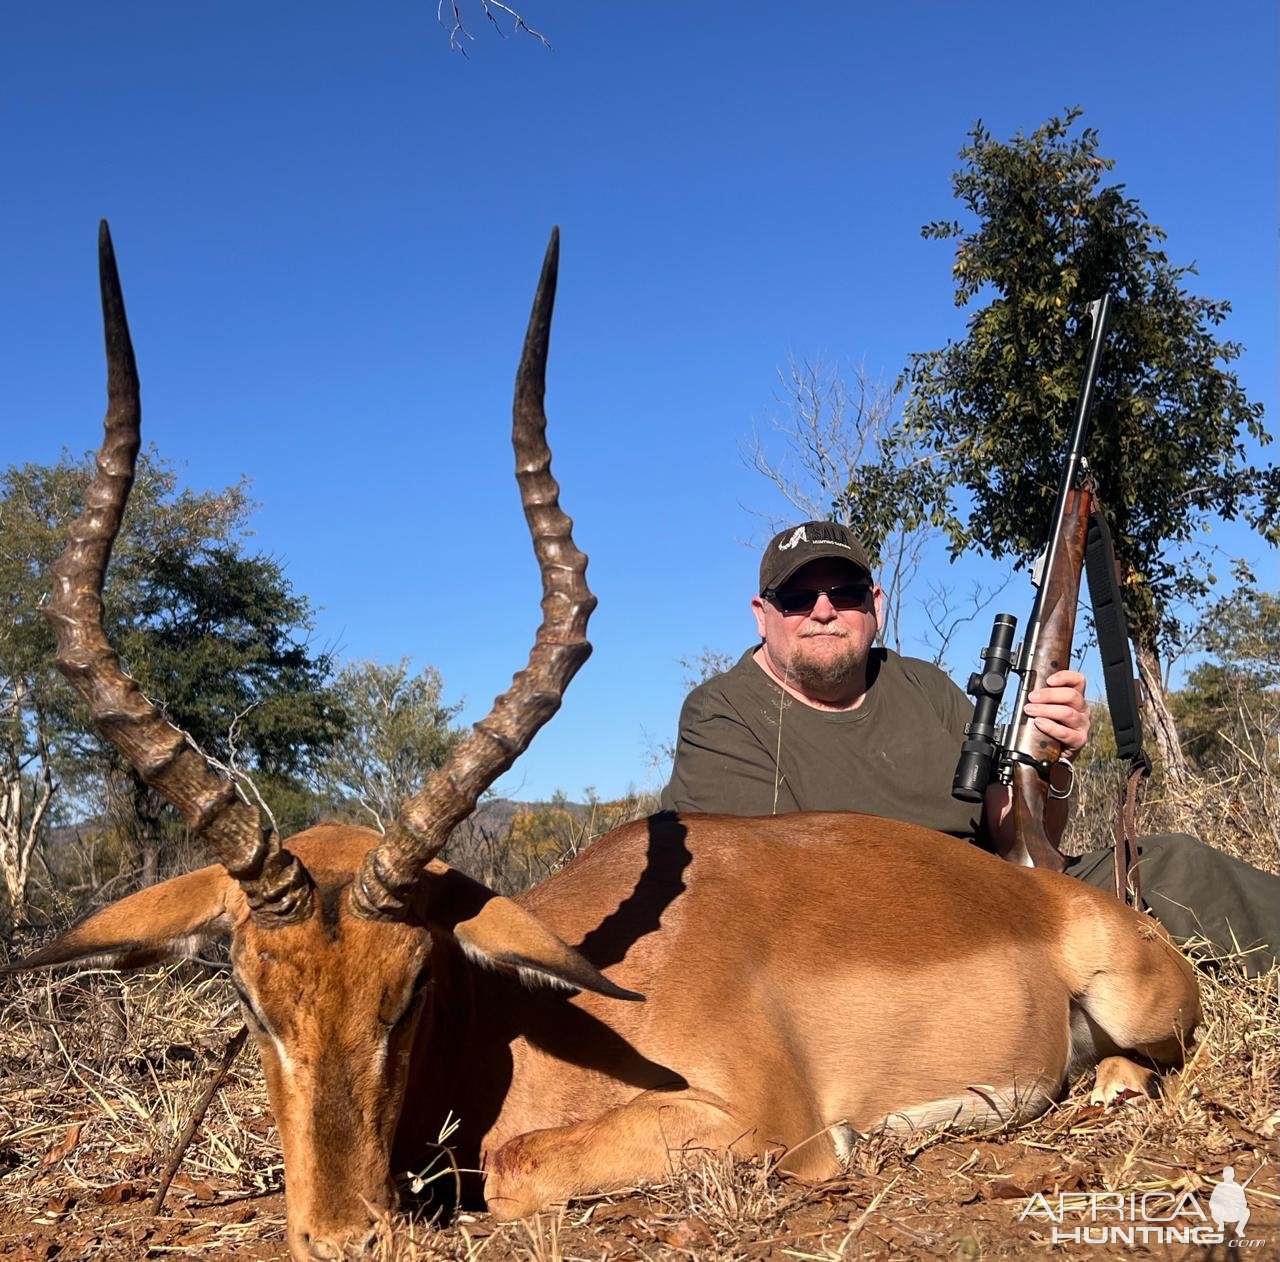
[1084,507,1147,907]
[1085,508,1142,758]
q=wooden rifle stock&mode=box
[1008,484,1093,872]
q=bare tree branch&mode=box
[189,703,281,840]
[437,0,551,54]
[0,677,61,924]
[922,573,1016,672]
[745,356,951,650]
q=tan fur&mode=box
[11,815,1201,1259]
[1090,1056,1160,1105]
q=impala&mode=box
[7,224,1200,1261]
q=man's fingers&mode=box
[1025,701,1084,723]
[1043,670,1087,692]
[1029,713,1087,750]
[1029,686,1086,707]
[1027,671,1090,754]
[1026,698,1089,744]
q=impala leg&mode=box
[1090,1055,1160,1105]
[483,1088,754,1220]
[1067,893,1203,1102]
[1085,929,1200,1062]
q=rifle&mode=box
[952,294,1147,905]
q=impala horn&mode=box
[351,228,595,919]
[44,221,314,925]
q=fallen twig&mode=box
[152,1024,248,1213]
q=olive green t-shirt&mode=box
[659,647,983,840]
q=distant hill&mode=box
[42,796,605,854]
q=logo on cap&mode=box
[777,524,852,552]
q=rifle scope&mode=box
[952,613,1017,802]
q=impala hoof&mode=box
[1090,1056,1159,1106]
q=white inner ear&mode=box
[108,912,235,970]
[169,927,229,960]
[14,922,231,974]
[49,950,137,972]
[454,937,577,994]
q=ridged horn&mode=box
[44,221,313,925]
[352,228,594,918]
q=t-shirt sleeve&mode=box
[660,685,798,816]
[940,677,974,741]
[902,657,973,742]
[900,657,988,843]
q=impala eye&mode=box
[384,969,432,1030]
[232,982,268,1032]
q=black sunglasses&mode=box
[764,583,873,616]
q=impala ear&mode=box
[453,896,646,1001]
[3,866,236,973]
[420,862,643,1002]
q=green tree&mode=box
[0,451,342,909]
[507,796,580,874]
[902,109,1274,784]
[500,788,649,887]
[1173,588,1280,770]
[0,462,74,923]
[1200,588,1280,681]
[111,541,344,874]
[316,659,463,831]
[119,538,341,797]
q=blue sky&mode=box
[3,3,1275,802]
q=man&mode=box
[661,520,1279,973]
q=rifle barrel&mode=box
[1001,294,1112,771]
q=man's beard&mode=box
[784,628,862,693]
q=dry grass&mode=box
[0,959,286,1256]
[1066,724,1280,874]
[2,765,1277,1259]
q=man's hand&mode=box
[1023,669,1090,758]
[980,671,1088,860]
